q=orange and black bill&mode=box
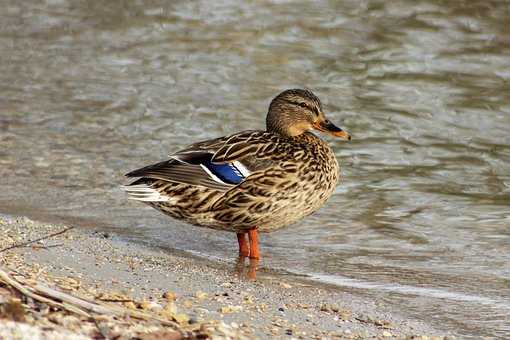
[313,120,351,140]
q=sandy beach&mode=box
[0,215,452,339]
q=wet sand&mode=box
[0,215,451,339]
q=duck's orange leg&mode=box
[237,232,249,257]
[247,258,259,280]
[248,228,260,259]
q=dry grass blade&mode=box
[0,226,74,253]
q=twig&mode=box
[0,226,74,253]
[0,268,90,317]
[97,298,134,303]
[35,281,180,326]
[32,282,116,315]
[0,268,180,328]
[31,243,65,250]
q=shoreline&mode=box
[0,214,449,339]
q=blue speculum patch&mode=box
[204,160,244,184]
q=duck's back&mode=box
[124,130,339,232]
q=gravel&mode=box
[0,215,451,339]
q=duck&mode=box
[124,89,350,259]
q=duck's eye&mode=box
[298,102,308,108]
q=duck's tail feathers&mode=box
[121,183,169,202]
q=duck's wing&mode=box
[207,131,305,227]
[124,130,282,194]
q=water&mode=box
[1,0,509,337]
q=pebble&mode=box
[195,291,208,300]
[163,302,177,315]
[162,291,177,301]
[196,308,210,314]
[219,305,243,314]
[140,300,162,312]
[124,301,137,310]
[174,313,189,325]
[383,330,393,337]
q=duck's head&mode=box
[266,89,351,140]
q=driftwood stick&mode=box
[0,226,74,253]
[0,268,90,317]
[38,283,179,326]
[33,283,179,325]
[33,283,117,315]
[0,268,180,328]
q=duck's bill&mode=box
[313,121,351,140]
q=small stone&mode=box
[339,310,352,321]
[196,308,209,314]
[280,282,292,289]
[139,300,161,311]
[375,319,393,329]
[219,305,242,314]
[383,331,392,337]
[162,291,177,301]
[123,301,137,310]
[243,295,255,304]
[320,304,329,312]
[163,302,177,315]
[174,313,189,325]
[195,291,207,300]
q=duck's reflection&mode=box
[235,257,259,280]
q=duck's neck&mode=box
[266,108,311,137]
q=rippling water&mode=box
[1,0,509,337]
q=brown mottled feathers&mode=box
[125,155,232,191]
[176,130,280,163]
[126,130,282,190]
[125,130,339,232]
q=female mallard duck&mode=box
[124,89,350,259]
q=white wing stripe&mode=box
[232,161,252,177]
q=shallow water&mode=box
[1,0,509,337]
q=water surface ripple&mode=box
[1,1,509,337]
